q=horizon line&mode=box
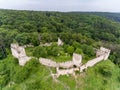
[0,8,120,13]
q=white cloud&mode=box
[0,0,120,12]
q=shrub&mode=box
[99,65,112,78]
[33,46,47,58]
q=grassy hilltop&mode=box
[0,9,120,90]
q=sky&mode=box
[0,0,120,12]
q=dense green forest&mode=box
[0,9,120,90]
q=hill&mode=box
[69,12,120,22]
[0,9,120,90]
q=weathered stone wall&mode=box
[59,61,74,68]
[11,43,31,66]
[96,47,110,60]
[39,58,74,68]
[39,58,58,67]
[73,53,82,67]
[80,55,104,72]
[39,53,82,68]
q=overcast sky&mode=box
[0,0,120,12]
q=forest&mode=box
[0,9,120,90]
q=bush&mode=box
[117,76,120,82]
[82,44,95,56]
[67,46,74,55]
[74,48,83,54]
[33,46,47,58]
[99,65,112,78]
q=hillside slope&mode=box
[0,9,120,90]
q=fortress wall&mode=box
[39,53,82,68]
[59,61,74,68]
[39,58,74,68]
[18,47,26,57]
[39,58,58,67]
[73,53,82,67]
[11,44,19,58]
[96,47,110,60]
[11,43,31,66]
[104,50,110,60]
[85,55,104,67]
[11,44,26,57]
[80,50,110,72]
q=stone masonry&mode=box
[11,43,31,66]
[39,53,82,68]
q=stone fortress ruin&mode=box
[39,47,110,77]
[11,38,110,77]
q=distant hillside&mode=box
[70,12,120,22]
[92,12,120,22]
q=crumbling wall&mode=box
[57,38,63,46]
[80,56,104,72]
[39,53,82,68]
[96,47,110,60]
[39,58,58,67]
[39,58,74,68]
[11,43,31,66]
[59,61,74,68]
[86,55,104,67]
